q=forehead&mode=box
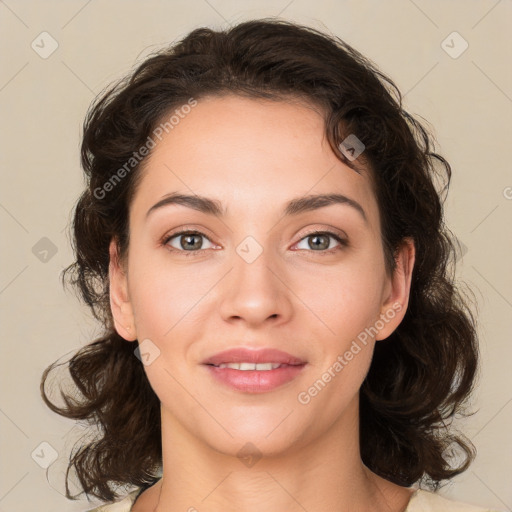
[130,95,379,227]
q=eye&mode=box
[161,229,348,256]
[163,230,216,255]
[293,230,348,253]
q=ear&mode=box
[375,238,415,341]
[109,239,137,341]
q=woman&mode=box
[41,19,496,512]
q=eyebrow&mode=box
[146,192,367,223]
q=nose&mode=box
[218,243,293,328]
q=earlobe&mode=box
[109,239,137,342]
[376,238,415,341]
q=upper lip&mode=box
[202,348,306,366]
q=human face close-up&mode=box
[109,94,413,460]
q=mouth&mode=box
[201,347,307,393]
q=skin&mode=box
[109,94,416,512]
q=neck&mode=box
[151,397,412,512]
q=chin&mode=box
[207,432,302,462]
[195,411,310,459]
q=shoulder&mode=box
[406,489,500,512]
[85,489,139,512]
[84,487,501,512]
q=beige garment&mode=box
[86,488,499,511]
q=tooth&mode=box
[256,363,281,370]
[217,362,282,370]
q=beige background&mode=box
[0,1,511,511]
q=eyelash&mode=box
[161,229,348,257]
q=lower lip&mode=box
[203,364,306,393]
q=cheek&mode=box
[127,248,208,338]
[294,256,386,341]
[293,268,381,417]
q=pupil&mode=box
[310,234,328,250]
[183,234,201,250]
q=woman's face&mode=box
[110,94,413,457]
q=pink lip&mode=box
[202,348,307,393]
[202,347,305,366]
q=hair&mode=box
[41,18,479,503]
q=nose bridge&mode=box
[218,233,291,324]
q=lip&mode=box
[202,347,305,366]
[202,348,307,393]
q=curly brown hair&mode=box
[40,18,479,503]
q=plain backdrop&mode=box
[0,1,511,511]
